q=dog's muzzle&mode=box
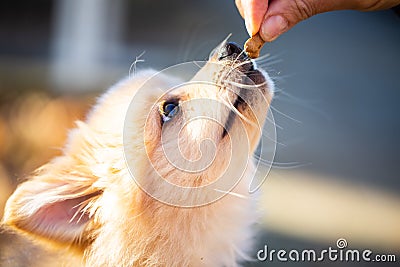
[217,42,254,72]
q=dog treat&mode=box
[244,33,265,59]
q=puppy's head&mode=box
[125,42,273,203]
[2,41,274,250]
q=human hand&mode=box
[236,0,400,41]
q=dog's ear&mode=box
[2,162,102,248]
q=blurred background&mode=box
[0,0,399,266]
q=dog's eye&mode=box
[160,100,179,122]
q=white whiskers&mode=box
[129,51,146,78]
[213,188,248,199]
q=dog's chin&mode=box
[244,68,266,85]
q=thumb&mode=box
[259,0,321,42]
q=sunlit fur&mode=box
[3,47,274,266]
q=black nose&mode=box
[218,42,248,61]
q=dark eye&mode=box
[160,100,179,122]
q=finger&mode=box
[235,0,245,18]
[259,0,400,42]
[258,0,370,42]
[241,0,269,36]
[259,0,320,41]
[357,0,400,11]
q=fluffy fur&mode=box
[3,43,273,266]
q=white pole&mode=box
[51,0,110,92]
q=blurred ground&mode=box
[0,92,91,174]
[0,227,82,267]
[0,164,11,219]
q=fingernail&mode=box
[245,19,253,37]
[244,8,253,36]
[261,15,288,42]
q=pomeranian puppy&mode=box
[3,41,274,267]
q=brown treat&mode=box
[244,33,265,59]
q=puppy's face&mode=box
[123,42,273,205]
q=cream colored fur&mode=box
[3,49,273,266]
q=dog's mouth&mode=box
[217,42,264,84]
[216,42,266,138]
